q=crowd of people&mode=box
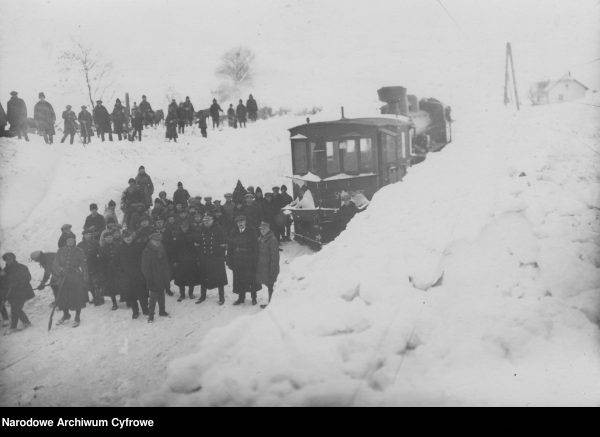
[0,166,297,332]
[0,91,259,144]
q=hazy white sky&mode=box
[0,0,598,113]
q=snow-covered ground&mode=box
[1,95,599,407]
[0,117,314,406]
[134,97,600,407]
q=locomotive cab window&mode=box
[381,133,397,164]
[326,141,340,174]
[292,140,308,174]
[359,138,373,172]
[340,139,358,172]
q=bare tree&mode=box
[58,39,116,108]
[215,46,255,97]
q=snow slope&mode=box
[140,98,600,406]
[0,116,314,406]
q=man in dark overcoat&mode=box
[141,233,171,323]
[195,213,227,305]
[52,236,88,327]
[6,91,29,140]
[34,92,56,144]
[118,230,148,319]
[60,105,77,144]
[77,228,104,305]
[93,100,113,141]
[1,253,34,332]
[227,215,259,305]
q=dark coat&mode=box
[112,103,127,133]
[162,226,178,266]
[84,213,106,236]
[117,241,147,301]
[246,97,258,117]
[256,230,280,287]
[197,224,227,289]
[141,243,171,293]
[99,241,121,296]
[227,107,235,120]
[0,102,7,127]
[226,226,259,294]
[121,185,145,212]
[53,246,88,311]
[236,103,247,121]
[3,262,35,304]
[172,227,201,286]
[34,100,56,135]
[209,102,223,119]
[93,104,112,131]
[182,100,195,121]
[58,230,76,248]
[139,100,152,116]
[62,110,77,135]
[173,188,190,207]
[6,96,27,128]
[277,192,293,209]
[165,109,178,139]
[131,109,143,130]
[77,239,103,289]
[135,173,154,205]
[241,202,261,230]
[78,109,93,136]
[37,252,58,287]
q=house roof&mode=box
[533,76,589,94]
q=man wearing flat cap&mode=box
[6,91,29,141]
[34,92,56,144]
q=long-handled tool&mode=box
[47,276,66,332]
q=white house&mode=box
[529,73,588,105]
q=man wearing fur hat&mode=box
[135,166,154,208]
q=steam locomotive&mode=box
[286,86,452,248]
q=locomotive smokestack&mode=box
[377,86,408,116]
[341,106,345,119]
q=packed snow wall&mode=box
[141,98,600,406]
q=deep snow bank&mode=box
[141,100,600,406]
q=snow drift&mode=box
[141,99,600,406]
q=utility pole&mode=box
[504,42,521,110]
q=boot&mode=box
[177,286,185,302]
[195,287,207,304]
[188,286,195,299]
[158,311,169,317]
[148,314,154,323]
[132,312,139,320]
[111,296,118,310]
[72,320,80,328]
[233,294,245,306]
[57,312,71,325]
[165,288,174,296]
[251,292,257,306]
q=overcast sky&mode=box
[0,0,598,113]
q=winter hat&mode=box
[204,196,212,201]
[108,199,116,207]
[138,165,145,170]
[96,100,102,104]
[259,220,270,229]
[2,252,16,262]
[89,203,98,210]
[10,91,17,96]
[61,224,72,231]
[30,251,42,261]
[38,92,45,99]
[224,193,232,198]
[81,105,87,109]
[244,193,255,200]
[128,178,135,184]
[235,215,246,223]
[66,105,72,110]
[280,185,288,191]
[272,186,280,192]
[177,181,183,187]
